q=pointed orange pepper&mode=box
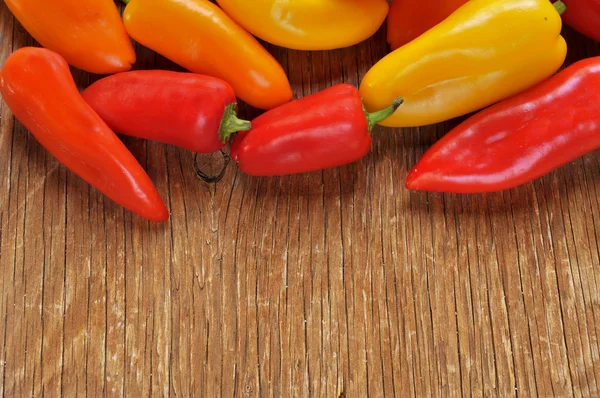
[0,48,168,222]
[4,0,135,74]
[122,0,293,110]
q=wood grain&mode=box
[1,1,600,396]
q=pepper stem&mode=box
[364,98,404,132]
[553,1,566,15]
[120,0,130,4]
[219,103,251,143]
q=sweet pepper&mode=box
[82,70,250,154]
[231,85,402,176]
[4,0,135,74]
[122,0,292,110]
[214,0,389,51]
[562,0,600,42]
[0,48,168,221]
[387,0,468,50]
[360,0,568,128]
[406,56,600,193]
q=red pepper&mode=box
[406,56,600,194]
[0,47,169,222]
[562,0,600,42]
[82,70,250,154]
[230,84,402,176]
[387,0,468,50]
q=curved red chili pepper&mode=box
[231,84,402,176]
[0,47,169,222]
[82,70,250,154]
[406,56,600,193]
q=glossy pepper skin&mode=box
[387,0,468,50]
[82,71,250,154]
[231,84,402,177]
[122,0,293,111]
[360,0,567,128]
[4,0,135,74]
[214,0,389,51]
[406,57,600,194]
[0,48,168,222]
[563,0,600,42]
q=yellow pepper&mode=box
[214,0,389,51]
[360,0,568,128]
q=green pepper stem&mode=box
[219,103,251,143]
[364,98,404,132]
[553,1,566,15]
[121,0,130,4]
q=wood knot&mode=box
[194,150,230,183]
[244,381,253,396]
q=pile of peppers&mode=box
[0,0,599,222]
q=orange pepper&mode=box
[0,47,168,222]
[122,0,293,111]
[387,0,469,50]
[4,0,135,74]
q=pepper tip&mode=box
[405,169,419,190]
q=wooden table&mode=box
[1,2,600,396]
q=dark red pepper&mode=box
[406,56,600,193]
[562,0,600,42]
[230,84,402,176]
[82,70,251,154]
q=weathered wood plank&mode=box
[1,1,600,395]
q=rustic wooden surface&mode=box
[1,1,600,396]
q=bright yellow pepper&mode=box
[360,0,568,128]
[214,0,389,51]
